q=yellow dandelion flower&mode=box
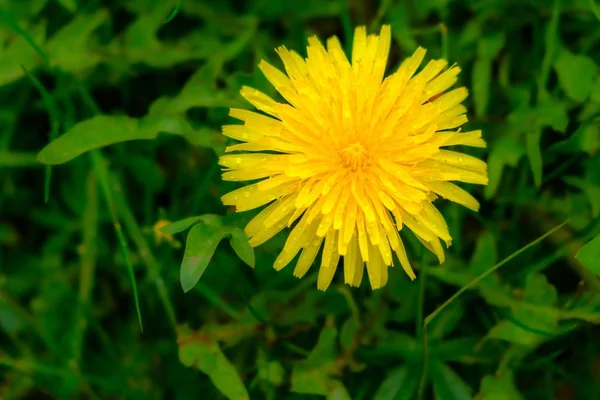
[219,25,488,290]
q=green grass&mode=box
[1,0,600,399]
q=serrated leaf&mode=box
[291,322,347,397]
[485,137,524,198]
[488,274,559,346]
[551,123,599,156]
[177,325,249,400]
[149,66,238,115]
[229,228,255,268]
[46,11,108,70]
[473,33,505,117]
[37,115,190,165]
[180,221,226,292]
[475,371,524,400]
[563,177,600,217]
[373,364,420,400]
[430,361,472,400]
[554,50,599,102]
[576,235,600,274]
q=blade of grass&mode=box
[416,248,428,400]
[110,176,178,331]
[72,80,144,331]
[164,0,184,23]
[0,9,50,64]
[339,0,354,56]
[424,219,570,326]
[71,171,99,364]
[21,66,61,203]
[91,150,143,331]
[7,6,144,331]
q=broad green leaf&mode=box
[177,325,249,400]
[46,11,108,70]
[488,274,558,346]
[554,50,599,102]
[180,221,226,292]
[484,137,524,198]
[229,228,255,268]
[373,364,420,400]
[430,361,472,400]
[0,20,47,87]
[475,372,524,400]
[576,235,600,274]
[37,115,190,165]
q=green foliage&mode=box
[2,0,600,399]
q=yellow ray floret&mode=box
[219,25,488,290]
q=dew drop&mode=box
[244,191,251,197]
[235,157,242,165]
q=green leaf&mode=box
[291,322,348,397]
[526,129,543,188]
[475,371,524,400]
[488,273,559,346]
[473,33,505,117]
[160,216,209,235]
[229,228,255,268]
[37,115,190,165]
[373,364,420,400]
[430,361,472,400]
[0,19,47,87]
[551,123,599,156]
[340,317,360,351]
[177,325,249,400]
[387,2,418,52]
[46,11,108,70]
[576,234,600,274]
[180,221,227,293]
[148,65,238,115]
[563,176,600,217]
[257,360,285,387]
[554,50,599,102]
[484,137,524,199]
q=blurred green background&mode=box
[1,0,600,399]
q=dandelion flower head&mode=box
[219,25,488,290]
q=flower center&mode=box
[340,142,369,170]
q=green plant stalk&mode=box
[71,171,99,364]
[111,177,178,330]
[20,66,60,203]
